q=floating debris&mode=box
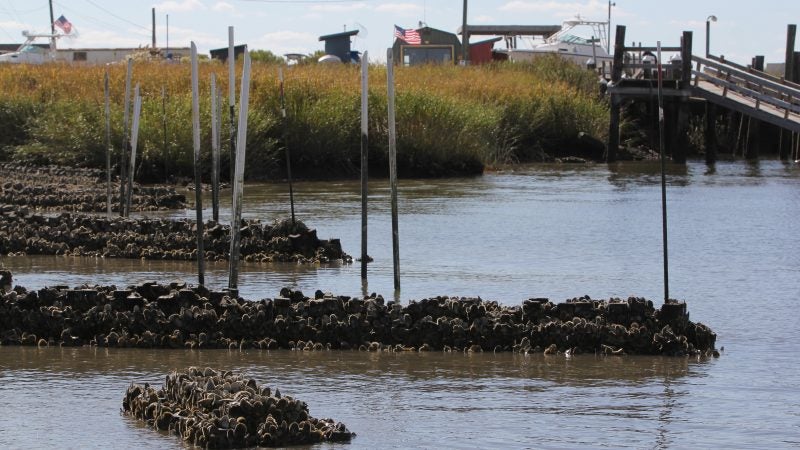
[123,367,355,448]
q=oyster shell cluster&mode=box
[123,367,354,448]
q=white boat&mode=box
[496,16,612,67]
[0,30,62,64]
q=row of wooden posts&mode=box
[101,31,403,295]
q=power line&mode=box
[80,0,149,31]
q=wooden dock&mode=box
[606,25,800,162]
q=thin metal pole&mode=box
[49,0,55,35]
[279,67,296,225]
[387,48,400,291]
[360,51,369,280]
[228,26,236,186]
[126,84,142,217]
[228,49,252,296]
[104,70,112,218]
[120,59,133,216]
[657,41,669,303]
[211,73,220,222]
[191,42,205,286]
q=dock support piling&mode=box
[785,25,796,83]
[746,117,760,160]
[606,25,626,162]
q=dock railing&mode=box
[692,54,800,119]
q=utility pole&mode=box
[607,1,615,53]
[461,0,468,64]
[49,0,55,35]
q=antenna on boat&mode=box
[657,41,670,303]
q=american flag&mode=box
[394,25,421,45]
[53,15,73,34]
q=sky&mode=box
[0,0,798,65]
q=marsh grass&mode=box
[0,55,607,179]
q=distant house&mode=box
[54,47,190,63]
[210,44,247,63]
[318,30,360,63]
[392,26,462,66]
[469,37,502,65]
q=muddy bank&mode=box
[0,271,717,356]
[0,205,349,263]
[0,163,185,212]
[123,367,354,448]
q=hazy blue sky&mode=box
[1,0,797,64]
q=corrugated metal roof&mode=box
[458,25,561,37]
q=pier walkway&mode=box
[606,25,800,162]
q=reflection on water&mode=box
[0,346,704,449]
[2,160,800,448]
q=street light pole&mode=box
[607,1,616,53]
[705,15,717,57]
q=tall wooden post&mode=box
[120,59,133,216]
[162,86,168,182]
[228,27,236,185]
[279,68,296,225]
[211,73,220,223]
[785,25,796,83]
[104,71,112,217]
[704,102,718,164]
[228,49,252,296]
[360,51,369,280]
[607,25,626,162]
[190,42,205,286]
[387,48,400,291]
[681,31,692,86]
[126,84,142,216]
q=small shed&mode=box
[318,30,359,63]
[210,44,247,63]
[392,26,462,66]
[469,37,502,65]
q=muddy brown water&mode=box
[1,160,799,448]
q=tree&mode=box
[249,49,284,64]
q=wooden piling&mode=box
[705,102,718,164]
[104,70,112,217]
[228,49,252,296]
[120,59,133,216]
[360,51,369,280]
[785,25,796,83]
[387,48,400,291]
[211,73,220,223]
[746,117,760,160]
[162,85,168,183]
[191,42,206,286]
[607,25,626,162]
[126,84,142,217]
[674,98,689,164]
[279,68,295,225]
[228,26,236,186]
